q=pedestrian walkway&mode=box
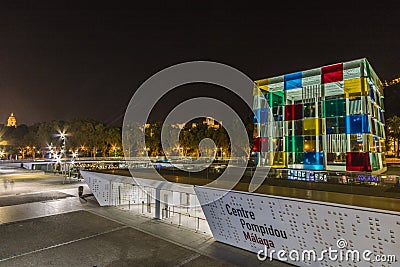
[0,170,292,266]
[90,206,291,267]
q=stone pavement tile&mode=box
[0,210,123,261]
[90,207,213,248]
[0,226,235,267]
[0,196,94,224]
[89,207,291,267]
[0,191,74,207]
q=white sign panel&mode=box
[195,186,399,267]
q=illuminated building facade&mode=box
[7,113,17,128]
[253,58,386,173]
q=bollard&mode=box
[78,186,83,197]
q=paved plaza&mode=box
[0,168,290,267]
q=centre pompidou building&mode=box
[253,58,386,174]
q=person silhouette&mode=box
[3,179,8,190]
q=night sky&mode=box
[1,1,400,126]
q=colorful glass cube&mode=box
[253,58,386,173]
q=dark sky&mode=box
[0,1,399,126]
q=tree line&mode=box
[0,116,255,160]
[124,116,254,158]
[386,115,400,157]
[0,118,122,159]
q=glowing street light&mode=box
[56,129,69,159]
[112,145,117,157]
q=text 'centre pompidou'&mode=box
[253,58,386,174]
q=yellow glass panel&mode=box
[254,79,268,95]
[303,118,323,135]
[253,85,262,96]
[367,134,375,152]
[266,152,287,168]
[255,79,268,86]
[253,85,268,95]
[344,77,368,98]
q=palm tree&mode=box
[386,115,400,157]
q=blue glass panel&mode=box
[253,108,269,123]
[369,84,375,102]
[304,152,324,170]
[284,72,302,90]
[254,152,259,166]
[346,114,370,134]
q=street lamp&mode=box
[56,129,68,159]
[54,129,69,176]
[112,145,117,157]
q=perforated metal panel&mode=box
[82,172,111,206]
[195,186,399,267]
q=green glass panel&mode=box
[285,136,303,153]
[323,98,346,117]
[375,121,380,138]
[269,91,285,107]
[370,153,379,171]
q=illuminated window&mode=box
[327,152,346,166]
[285,136,303,153]
[285,104,303,121]
[269,91,285,107]
[323,98,346,117]
[303,118,323,135]
[303,102,322,118]
[346,152,371,172]
[304,152,324,170]
[304,136,322,152]
[346,114,369,134]
[344,77,368,97]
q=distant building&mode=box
[7,113,17,128]
[171,118,222,129]
[203,117,222,129]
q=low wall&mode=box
[195,186,399,267]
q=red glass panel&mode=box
[253,137,268,152]
[285,104,303,121]
[346,152,371,171]
[322,63,343,83]
[370,117,376,135]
